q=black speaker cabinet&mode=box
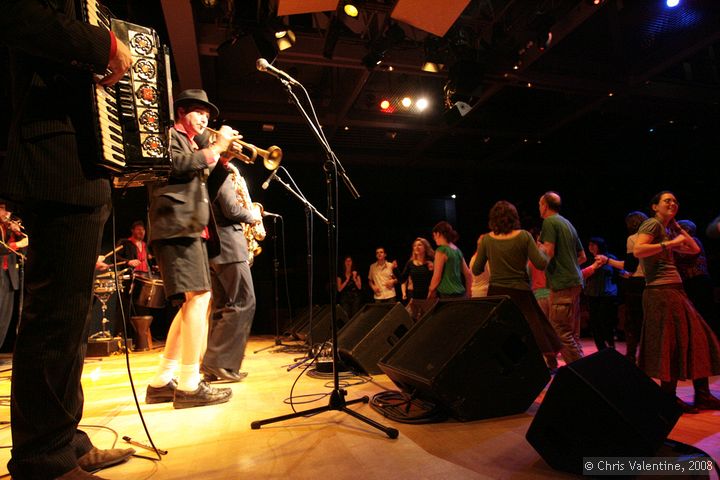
[286,305,321,340]
[526,348,682,475]
[290,304,349,344]
[338,303,414,375]
[378,296,550,421]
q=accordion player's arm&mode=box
[1,0,112,74]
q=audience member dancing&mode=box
[581,237,620,351]
[612,211,648,364]
[538,191,586,364]
[368,247,398,303]
[469,252,490,298]
[675,219,719,338]
[399,237,435,301]
[634,191,720,413]
[337,256,362,318]
[428,221,472,298]
[145,89,234,409]
[472,201,561,368]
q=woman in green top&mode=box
[428,221,472,298]
[472,201,561,367]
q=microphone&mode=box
[256,58,300,86]
[263,211,282,218]
[261,168,279,190]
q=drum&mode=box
[132,275,165,309]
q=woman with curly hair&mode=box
[472,200,561,368]
[400,237,435,301]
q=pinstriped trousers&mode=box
[8,202,110,480]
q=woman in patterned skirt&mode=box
[634,191,720,413]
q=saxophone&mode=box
[227,163,266,266]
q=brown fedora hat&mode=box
[173,89,219,118]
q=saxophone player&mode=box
[201,160,262,382]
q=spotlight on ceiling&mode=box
[343,2,359,18]
[421,36,446,73]
[586,0,604,4]
[401,97,412,108]
[416,98,429,111]
[362,23,405,70]
[421,62,442,73]
[666,0,680,7]
[274,29,296,51]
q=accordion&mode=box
[82,2,173,188]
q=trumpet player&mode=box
[146,89,235,409]
[201,160,262,383]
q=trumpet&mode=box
[205,127,282,171]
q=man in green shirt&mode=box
[539,191,586,364]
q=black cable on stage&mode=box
[370,390,447,424]
[108,200,164,463]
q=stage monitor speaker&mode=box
[338,303,414,375]
[378,296,550,421]
[526,348,682,475]
[286,305,321,340]
[291,304,349,345]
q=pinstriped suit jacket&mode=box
[0,0,113,208]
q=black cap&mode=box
[173,89,219,118]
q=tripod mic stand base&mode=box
[250,388,399,439]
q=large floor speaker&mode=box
[378,296,550,421]
[290,304,349,344]
[338,303,414,375]
[526,348,682,474]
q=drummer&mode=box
[117,220,153,276]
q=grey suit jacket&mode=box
[210,174,257,265]
[0,0,113,208]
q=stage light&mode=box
[421,62,442,73]
[275,29,296,51]
[451,194,457,199]
[362,23,405,70]
[343,2,359,18]
[380,99,391,110]
[416,98,429,111]
[362,51,383,68]
[666,0,680,7]
[401,97,412,108]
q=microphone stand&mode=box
[250,77,398,439]
[255,168,325,362]
[253,215,302,354]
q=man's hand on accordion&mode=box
[100,39,132,86]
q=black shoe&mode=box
[173,381,232,409]
[202,365,246,383]
[145,379,177,404]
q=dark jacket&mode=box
[148,127,227,257]
[0,0,113,208]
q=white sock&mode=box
[149,355,178,388]
[178,363,201,392]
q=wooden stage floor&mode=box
[0,337,718,479]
